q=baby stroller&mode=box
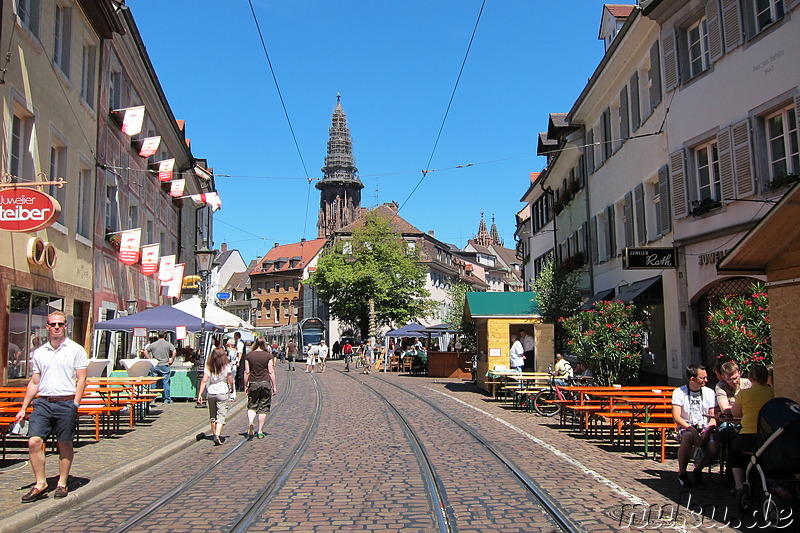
[737,397,800,526]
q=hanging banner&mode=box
[140,243,160,275]
[158,254,176,283]
[162,263,184,298]
[121,106,145,136]
[188,192,222,212]
[139,136,161,158]
[169,179,186,198]
[158,159,175,182]
[118,228,141,265]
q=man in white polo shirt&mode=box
[15,310,88,503]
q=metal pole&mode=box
[196,272,208,408]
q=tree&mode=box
[305,210,432,339]
[531,257,582,351]
[705,282,771,371]
[559,300,646,386]
[445,281,476,351]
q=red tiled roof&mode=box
[529,172,540,183]
[337,203,423,236]
[605,4,635,18]
[250,238,326,275]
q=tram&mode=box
[299,317,325,348]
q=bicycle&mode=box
[532,371,579,417]
[354,354,366,369]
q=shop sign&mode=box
[0,188,61,232]
[623,247,677,269]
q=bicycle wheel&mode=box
[355,357,363,369]
[533,389,561,417]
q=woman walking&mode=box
[196,347,234,445]
[244,337,278,439]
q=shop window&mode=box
[7,289,63,380]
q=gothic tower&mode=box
[473,212,504,247]
[316,94,363,238]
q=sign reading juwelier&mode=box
[0,188,62,232]
[623,247,678,269]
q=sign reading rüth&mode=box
[623,247,678,269]
[0,189,62,232]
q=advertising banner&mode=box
[121,106,145,136]
[140,243,160,275]
[118,228,141,265]
[158,158,175,182]
[158,254,176,283]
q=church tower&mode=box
[473,212,504,247]
[316,95,363,238]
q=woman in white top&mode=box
[197,347,234,445]
[509,334,525,371]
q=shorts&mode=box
[306,355,316,365]
[247,380,273,414]
[27,398,78,442]
[207,393,230,424]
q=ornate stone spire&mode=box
[316,94,364,238]
[474,211,492,246]
[490,215,504,246]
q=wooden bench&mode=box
[632,422,676,463]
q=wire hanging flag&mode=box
[182,192,222,212]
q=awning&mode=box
[614,275,662,303]
[580,288,614,310]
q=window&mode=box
[274,281,280,292]
[764,105,799,179]
[129,204,139,230]
[753,0,785,33]
[695,141,722,201]
[105,185,118,231]
[16,0,40,36]
[80,41,97,108]
[48,144,67,223]
[292,299,299,317]
[283,300,290,318]
[686,18,710,78]
[109,70,122,110]
[76,168,92,238]
[10,112,34,181]
[54,3,71,75]
[146,219,153,244]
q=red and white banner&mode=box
[118,228,141,265]
[139,136,161,158]
[188,192,222,212]
[140,243,160,275]
[162,263,184,298]
[158,159,175,182]
[158,254,176,283]
[121,106,145,136]
[169,179,186,198]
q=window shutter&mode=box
[732,119,754,198]
[634,184,647,245]
[707,0,723,63]
[787,0,800,11]
[607,205,616,259]
[659,33,676,94]
[721,0,743,51]
[630,72,641,131]
[619,86,630,142]
[586,129,595,173]
[670,149,688,218]
[577,154,586,188]
[717,127,735,203]
[624,191,634,248]
[591,215,599,264]
[658,165,672,235]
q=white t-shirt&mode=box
[672,385,715,428]
[520,334,535,352]
[31,338,88,396]
[318,345,329,359]
[509,340,525,368]
[205,363,231,395]
[554,359,573,379]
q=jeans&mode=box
[149,364,172,402]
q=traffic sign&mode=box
[216,292,231,300]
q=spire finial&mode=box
[337,92,341,103]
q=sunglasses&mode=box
[47,322,66,328]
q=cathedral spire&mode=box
[490,215,504,246]
[474,211,491,246]
[316,95,364,238]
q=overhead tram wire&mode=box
[396,0,487,215]
[246,0,315,239]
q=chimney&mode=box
[220,242,228,252]
[300,238,306,243]
[428,230,435,237]
[274,243,280,248]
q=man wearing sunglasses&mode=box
[15,311,88,503]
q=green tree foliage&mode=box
[306,210,431,338]
[531,257,582,352]
[559,300,646,386]
[445,282,476,351]
[705,282,771,371]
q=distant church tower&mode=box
[473,212,504,247]
[316,94,363,238]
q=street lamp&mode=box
[126,298,138,315]
[250,295,260,325]
[194,246,216,372]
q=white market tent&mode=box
[172,297,254,330]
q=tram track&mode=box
[344,370,583,533]
[110,368,322,533]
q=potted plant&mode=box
[105,230,121,251]
[690,197,722,217]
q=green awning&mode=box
[465,292,542,318]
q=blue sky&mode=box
[126,0,620,262]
